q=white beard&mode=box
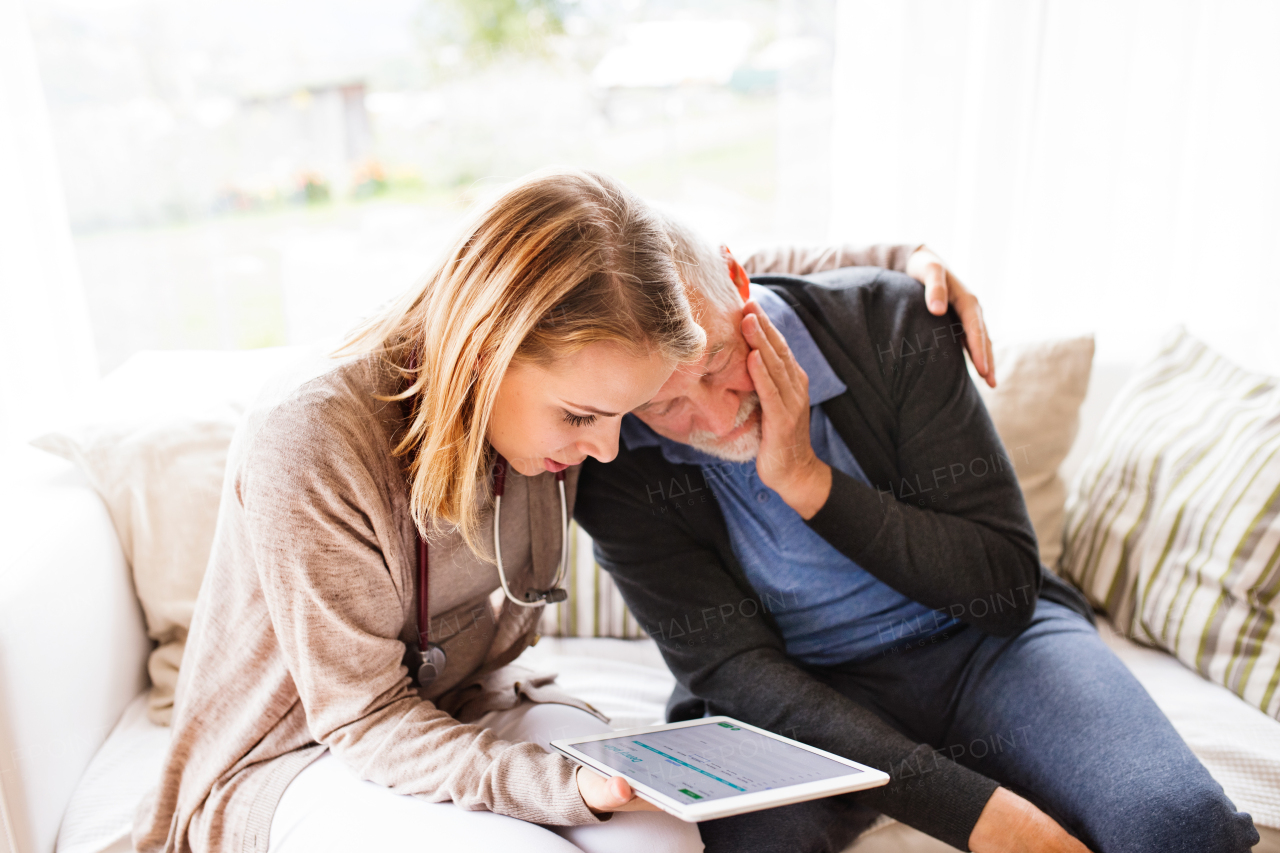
[685,393,762,462]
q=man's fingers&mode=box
[747,349,781,410]
[743,304,806,407]
[747,349,792,468]
[748,302,791,362]
[743,312,791,398]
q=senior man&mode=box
[573,220,1259,853]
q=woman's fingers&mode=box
[575,766,661,814]
[924,262,948,314]
[955,292,996,387]
[609,777,662,812]
[984,327,995,387]
[907,247,949,316]
[576,766,628,812]
[906,246,998,387]
[602,776,633,809]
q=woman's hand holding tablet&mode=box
[553,716,889,822]
[575,765,663,814]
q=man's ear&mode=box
[720,245,751,303]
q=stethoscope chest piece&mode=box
[412,454,569,687]
[417,642,447,688]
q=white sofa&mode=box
[2,355,1278,853]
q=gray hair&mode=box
[659,212,743,316]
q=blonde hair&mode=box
[337,169,705,556]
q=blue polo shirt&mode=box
[620,285,957,665]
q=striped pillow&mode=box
[1060,328,1280,719]
[538,523,647,639]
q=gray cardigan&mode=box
[574,267,1093,851]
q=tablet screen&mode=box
[572,721,862,804]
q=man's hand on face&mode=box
[741,300,832,520]
[905,246,997,388]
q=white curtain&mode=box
[0,0,97,445]
[829,0,1280,370]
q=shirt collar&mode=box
[621,283,847,463]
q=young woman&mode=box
[133,170,708,853]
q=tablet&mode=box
[551,716,889,822]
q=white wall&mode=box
[829,0,1280,372]
[0,0,97,444]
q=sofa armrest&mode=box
[0,445,149,853]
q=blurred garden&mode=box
[26,0,835,371]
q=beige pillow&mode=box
[971,335,1095,568]
[31,347,311,723]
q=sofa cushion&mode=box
[53,635,1280,853]
[30,346,311,724]
[52,639,675,853]
[1060,327,1280,719]
[0,445,150,853]
[52,693,168,853]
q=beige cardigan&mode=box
[133,353,604,853]
[132,242,915,853]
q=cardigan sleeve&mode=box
[741,243,922,277]
[237,396,602,827]
[797,269,1043,635]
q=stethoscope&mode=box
[414,454,569,688]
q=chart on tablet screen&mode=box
[575,722,861,803]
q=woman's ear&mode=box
[720,245,751,303]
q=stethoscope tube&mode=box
[492,455,570,608]
[415,454,568,687]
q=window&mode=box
[27,0,836,373]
